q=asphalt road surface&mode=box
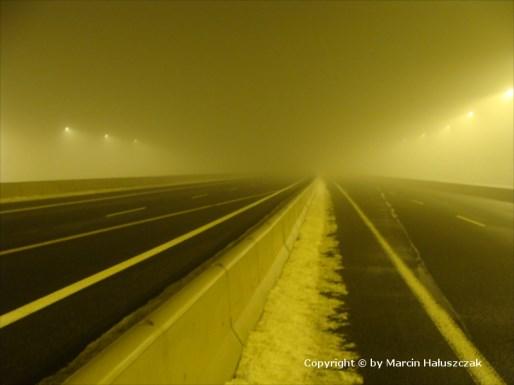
[329,178,513,385]
[0,177,306,385]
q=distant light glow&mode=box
[420,132,426,139]
[64,126,71,133]
[467,111,475,118]
[504,88,513,99]
[133,139,138,143]
[104,134,109,139]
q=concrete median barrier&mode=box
[65,181,315,385]
[65,266,241,385]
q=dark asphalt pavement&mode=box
[329,178,513,385]
[0,178,306,385]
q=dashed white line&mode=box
[105,207,146,218]
[335,183,505,385]
[0,182,228,215]
[456,215,485,227]
[411,199,425,206]
[0,189,287,257]
[192,193,208,199]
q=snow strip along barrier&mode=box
[65,182,315,385]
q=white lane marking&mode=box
[105,207,146,218]
[0,181,230,215]
[0,189,284,256]
[0,181,301,328]
[456,215,486,228]
[335,183,505,385]
[411,199,425,206]
[191,193,208,199]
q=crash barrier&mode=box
[65,181,315,384]
[0,174,229,202]
[378,177,513,202]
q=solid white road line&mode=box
[0,181,229,215]
[411,199,425,206]
[105,207,146,218]
[456,215,486,228]
[335,183,505,385]
[0,181,301,328]
[192,193,208,199]
[0,190,281,256]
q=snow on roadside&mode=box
[228,180,362,385]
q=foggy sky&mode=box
[1,1,513,182]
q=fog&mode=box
[1,1,512,184]
[341,89,514,187]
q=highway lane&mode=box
[0,178,293,314]
[0,179,254,249]
[379,180,514,383]
[329,178,513,385]
[0,177,307,385]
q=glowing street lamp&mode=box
[133,139,138,144]
[504,88,513,99]
[104,133,109,139]
[467,111,475,118]
[64,126,71,133]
